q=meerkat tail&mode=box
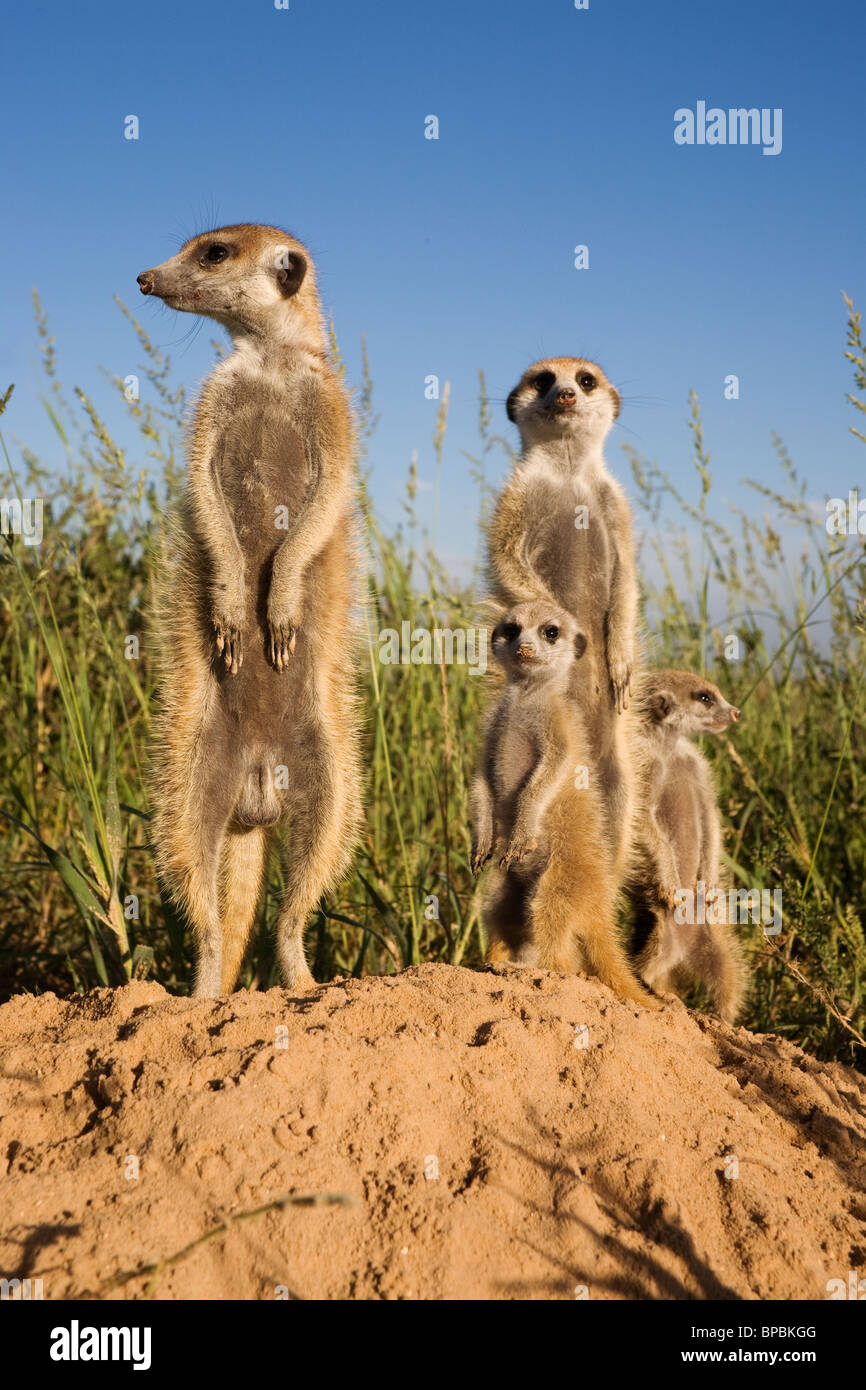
[217,826,271,994]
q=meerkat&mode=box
[470,600,660,1010]
[631,670,746,1022]
[488,358,640,880]
[137,223,361,997]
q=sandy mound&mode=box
[1,964,864,1300]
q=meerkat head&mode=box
[137,224,321,346]
[492,600,587,684]
[638,670,741,737]
[506,357,620,451]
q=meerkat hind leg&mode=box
[691,924,746,1024]
[274,727,357,991]
[636,909,689,996]
[157,749,242,999]
[598,743,633,882]
[483,872,531,965]
[533,853,662,1010]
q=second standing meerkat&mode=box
[488,358,640,877]
[471,600,660,1009]
[138,223,361,997]
[632,670,746,1022]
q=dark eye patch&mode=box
[577,372,597,392]
[204,243,229,264]
[532,371,556,395]
[501,623,521,643]
[692,690,715,705]
[542,625,559,643]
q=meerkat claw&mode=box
[268,621,298,670]
[500,835,537,869]
[610,668,631,714]
[214,621,243,675]
[471,847,491,876]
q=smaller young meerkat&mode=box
[471,600,660,1010]
[632,670,746,1022]
[489,358,640,878]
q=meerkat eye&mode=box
[501,623,521,643]
[532,371,556,396]
[204,243,229,264]
[577,372,597,392]
[542,625,560,643]
[693,690,715,705]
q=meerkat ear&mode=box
[610,385,621,419]
[506,388,520,423]
[649,690,673,721]
[573,631,588,660]
[274,250,307,298]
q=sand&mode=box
[1,963,864,1300]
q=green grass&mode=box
[1,294,864,1067]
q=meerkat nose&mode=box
[556,387,576,404]
[137,272,154,295]
[515,643,535,660]
[730,706,741,721]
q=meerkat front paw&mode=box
[267,596,300,671]
[657,883,680,910]
[471,838,494,875]
[212,595,245,674]
[702,884,726,919]
[499,831,539,870]
[608,652,633,713]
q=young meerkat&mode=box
[488,358,640,878]
[632,670,746,1022]
[137,223,361,997]
[470,600,660,1010]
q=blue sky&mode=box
[2,0,863,577]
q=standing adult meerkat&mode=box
[488,358,640,877]
[138,223,361,997]
[470,600,660,1009]
[632,670,746,1022]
